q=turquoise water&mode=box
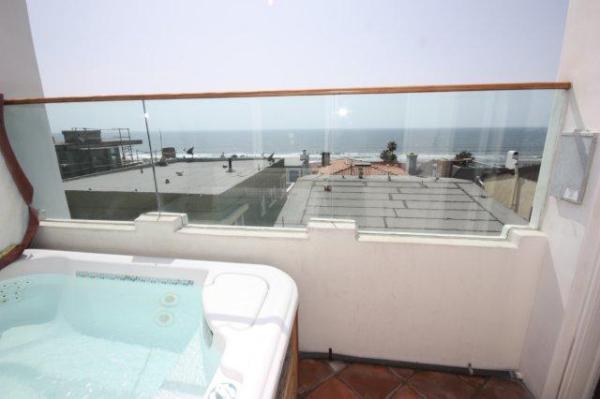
[0,273,221,398]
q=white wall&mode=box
[4,105,70,219]
[519,0,600,397]
[0,0,70,220]
[0,0,44,99]
[34,216,548,370]
[0,0,42,252]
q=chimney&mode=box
[227,157,233,173]
[505,150,519,170]
[321,152,331,166]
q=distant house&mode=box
[311,158,406,177]
[54,128,142,178]
[276,174,526,235]
[161,147,177,159]
[62,159,287,226]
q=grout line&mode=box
[405,381,428,399]
[470,377,492,399]
[389,368,429,398]
[388,366,415,382]
[384,381,408,399]
[299,359,349,398]
[298,368,337,397]
[337,376,366,398]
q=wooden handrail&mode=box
[0,94,39,268]
[4,82,571,105]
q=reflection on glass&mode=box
[143,96,337,226]
[321,90,559,235]
[6,101,159,221]
[4,89,563,236]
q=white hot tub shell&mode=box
[0,249,299,399]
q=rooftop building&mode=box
[312,158,406,177]
[63,159,287,224]
[277,174,526,235]
[63,158,272,195]
[54,128,142,179]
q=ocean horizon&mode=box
[52,127,548,165]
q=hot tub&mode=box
[0,249,298,399]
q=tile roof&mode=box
[312,159,406,177]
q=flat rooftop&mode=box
[63,159,271,195]
[276,175,527,235]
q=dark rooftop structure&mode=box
[54,128,143,179]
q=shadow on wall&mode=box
[519,242,565,398]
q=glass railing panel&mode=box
[4,101,159,221]
[143,96,335,226]
[324,89,562,235]
[3,86,566,236]
[252,95,336,227]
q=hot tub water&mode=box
[0,273,221,398]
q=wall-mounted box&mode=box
[550,131,597,204]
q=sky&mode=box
[25,0,569,131]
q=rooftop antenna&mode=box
[186,147,194,160]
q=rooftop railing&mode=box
[3,82,569,237]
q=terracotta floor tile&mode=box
[458,374,488,388]
[338,363,402,399]
[409,371,477,399]
[390,385,424,399]
[299,359,334,394]
[476,378,533,399]
[390,367,416,381]
[305,378,361,399]
[298,359,535,399]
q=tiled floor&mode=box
[299,359,534,399]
